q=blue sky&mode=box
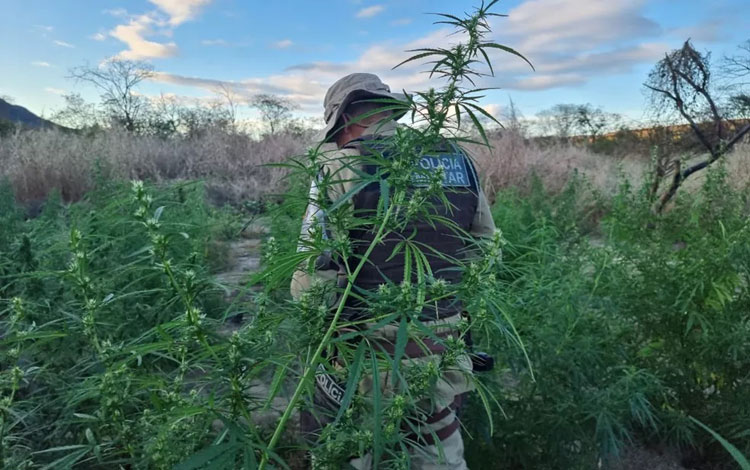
[1,0,748,125]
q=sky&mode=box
[1,0,748,126]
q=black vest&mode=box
[342,138,480,322]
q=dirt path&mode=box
[212,227,297,432]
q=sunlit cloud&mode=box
[111,14,178,60]
[108,0,213,60]
[53,40,75,48]
[31,61,52,67]
[201,38,227,46]
[103,8,128,17]
[146,0,676,116]
[148,0,212,26]
[390,18,412,26]
[272,39,294,49]
[90,32,108,41]
[356,5,384,19]
[44,87,67,95]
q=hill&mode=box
[0,97,57,129]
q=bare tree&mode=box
[644,40,750,213]
[250,94,298,134]
[722,39,750,83]
[722,40,750,119]
[536,103,579,140]
[51,93,101,129]
[215,84,240,128]
[574,104,620,144]
[70,59,154,132]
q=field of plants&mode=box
[2,2,750,469]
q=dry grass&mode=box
[0,127,310,205]
[468,130,646,200]
[3,126,747,210]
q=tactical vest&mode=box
[342,138,480,322]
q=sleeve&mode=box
[470,187,497,240]
[290,174,339,301]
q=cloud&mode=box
[147,0,671,115]
[34,25,54,32]
[356,5,385,18]
[147,0,212,26]
[390,18,412,26]
[44,87,67,95]
[31,61,52,67]
[668,20,725,42]
[108,1,213,60]
[271,39,294,49]
[53,40,75,48]
[103,8,128,17]
[201,39,227,46]
[90,32,108,41]
[111,14,178,60]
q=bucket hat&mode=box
[319,73,407,142]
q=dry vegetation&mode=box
[0,128,308,207]
[3,127,749,214]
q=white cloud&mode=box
[272,39,294,49]
[390,18,412,26]
[108,1,213,60]
[356,5,385,19]
[34,25,54,32]
[90,32,108,41]
[201,38,227,46]
[53,40,75,48]
[31,61,52,67]
[668,20,725,42]
[103,8,128,17]
[111,14,178,60]
[44,87,66,95]
[147,0,671,115]
[147,0,212,26]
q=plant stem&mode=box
[258,202,396,469]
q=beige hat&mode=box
[319,73,407,142]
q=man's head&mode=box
[320,73,406,148]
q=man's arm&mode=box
[290,173,339,300]
[289,147,360,301]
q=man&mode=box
[292,73,497,469]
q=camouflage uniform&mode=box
[292,74,497,469]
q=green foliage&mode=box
[462,164,750,468]
[0,181,267,469]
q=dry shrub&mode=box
[726,142,750,192]
[0,127,310,205]
[15,125,742,210]
[467,130,645,201]
[655,142,750,199]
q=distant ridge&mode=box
[0,98,57,129]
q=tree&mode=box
[574,104,620,144]
[722,39,750,83]
[722,40,750,119]
[536,103,579,139]
[535,103,619,143]
[51,93,101,130]
[250,94,297,134]
[644,40,750,213]
[70,59,154,132]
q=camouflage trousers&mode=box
[302,316,473,469]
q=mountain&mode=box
[0,98,57,129]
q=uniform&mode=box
[292,116,497,469]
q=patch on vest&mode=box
[411,154,471,188]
